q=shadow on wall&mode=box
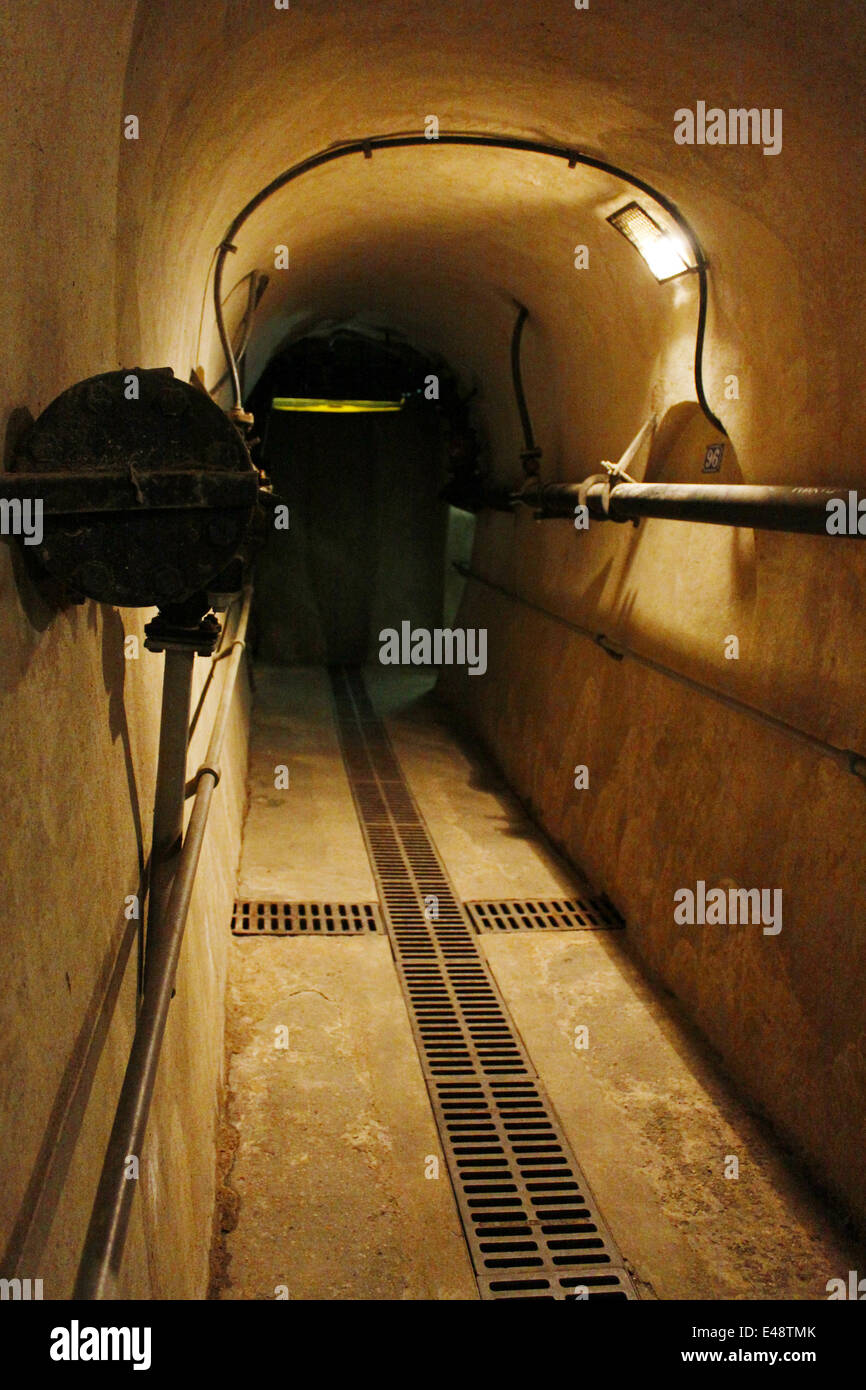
[602,403,757,627]
[0,596,151,1285]
[0,408,64,688]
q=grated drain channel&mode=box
[328,667,636,1301]
[466,897,624,933]
[232,901,381,934]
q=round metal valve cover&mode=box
[15,367,256,607]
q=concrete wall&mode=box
[2,0,865,1289]
[443,407,866,1233]
[0,2,250,1297]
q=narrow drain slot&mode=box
[466,898,625,933]
[231,901,381,935]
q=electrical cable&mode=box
[510,303,543,473]
[210,272,269,396]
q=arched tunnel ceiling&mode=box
[216,149,702,479]
[118,0,866,485]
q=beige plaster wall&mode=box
[444,411,866,1233]
[2,0,865,1290]
[0,1,250,1298]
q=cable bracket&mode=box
[595,633,625,662]
[185,764,221,798]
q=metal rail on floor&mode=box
[73,588,252,1300]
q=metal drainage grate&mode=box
[466,897,624,934]
[477,1270,634,1300]
[329,667,636,1301]
[231,901,381,935]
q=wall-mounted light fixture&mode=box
[271,397,405,413]
[607,202,696,282]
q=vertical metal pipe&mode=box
[73,589,251,1300]
[144,648,195,995]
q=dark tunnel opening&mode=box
[247,326,477,664]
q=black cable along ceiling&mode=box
[211,129,726,436]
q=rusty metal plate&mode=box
[13,367,257,606]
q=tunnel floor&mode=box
[210,665,858,1301]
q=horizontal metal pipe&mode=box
[73,587,252,1300]
[0,467,258,514]
[522,480,863,537]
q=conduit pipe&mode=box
[516,478,864,537]
[510,303,541,474]
[209,271,269,398]
[454,563,866,784]
[187,594,243,747]
[74,586,252,1300]
[145,649,196,995]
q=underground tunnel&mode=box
[2,0,866,1343]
